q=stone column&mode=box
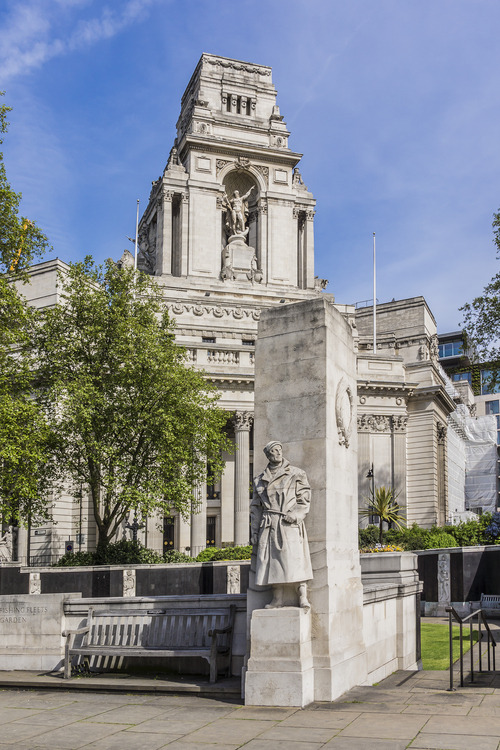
[158,189,173,275]
[233,411,253,546]
[437,422,447,527]
[257,200,268,284]
[391,415,408,517]
[180,192,189,276]
[304,210,315,290]
[190,481,207,557]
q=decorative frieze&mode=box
[254,165,269,185]
[391,415,408,432]
[437,422,447,444]
[336,378,354,448]
[205,56,271,77]
[437,553,450,603]
[123,569,136,597]
[357,414,408,433]
[227,566,241,594]
[29,572,41,595]
[232,411,254,431]
[167,302,261,321]
[216,159,231,175]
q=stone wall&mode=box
[0,561,250,598]
[416,545,500,616]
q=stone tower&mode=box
[136,54,327,556]
[138,53,318,294]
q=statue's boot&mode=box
[299,583,311,613]
[265,585,285,609]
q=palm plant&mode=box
[359,486,406,544]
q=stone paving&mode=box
[1,668,500,749]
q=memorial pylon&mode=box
[245,297,367,705]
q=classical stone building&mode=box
[6,54,495,565]
[134,54,325,556]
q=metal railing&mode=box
[446,606,497,690]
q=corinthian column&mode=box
[190,481,207,557]
[233,411,254,546]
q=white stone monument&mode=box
[245,296,368,706]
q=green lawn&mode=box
[421,622,479,670]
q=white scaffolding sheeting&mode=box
[444,372,498,517]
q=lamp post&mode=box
[366,464,375,524]
[125,514,145,543]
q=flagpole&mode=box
[373,232,377,354]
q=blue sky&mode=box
[2,0,500,332]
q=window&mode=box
[481,370,500,395]
[242,339,255,346]
[438,341,463,358]
[202,336,216,344]
[485,400,500,444]
[451,371,472,385]
[206,516,217,547]
[163,516,175,550]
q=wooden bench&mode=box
[62,605,235,682]
[480,594,500,616]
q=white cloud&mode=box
[0,0,164,81]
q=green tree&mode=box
[34,257,231,547]
[359,486,406,544]
[461,209,500,391]
[0,93,53,528]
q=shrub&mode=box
[54,540,165,566]
[483,512,500,544]
[359,525,380,549]
[163,549,195,564]
[195,545,252,562]
[426,531,458,549]
[54,550,95,567]
[385,523,432,551]
[93,540,164,565]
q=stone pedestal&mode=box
[245,607,314,707]
[248,296,367,704]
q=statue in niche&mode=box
[223,186,254,238]
[251,441,312,611]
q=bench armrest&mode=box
[62,625,90,639]
[208,624,232,637]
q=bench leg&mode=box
[209,657,217,683]
[64,645,71,679]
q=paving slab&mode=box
[409,733,500,750]
[422,714,500,736]
[336,712,429,740]
[322,740,409,750]
[241,741,324,750]
[1,669,500,749]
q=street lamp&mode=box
[366,464,375,524]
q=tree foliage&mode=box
[461,208,500,390]
[34,257,231,546]
[0,94,53,526]
[359,485,406,544]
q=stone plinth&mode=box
[248,296,367,704]
[245,607,314,707]
[0,593,81,671]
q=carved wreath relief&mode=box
[336,378,354,448]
